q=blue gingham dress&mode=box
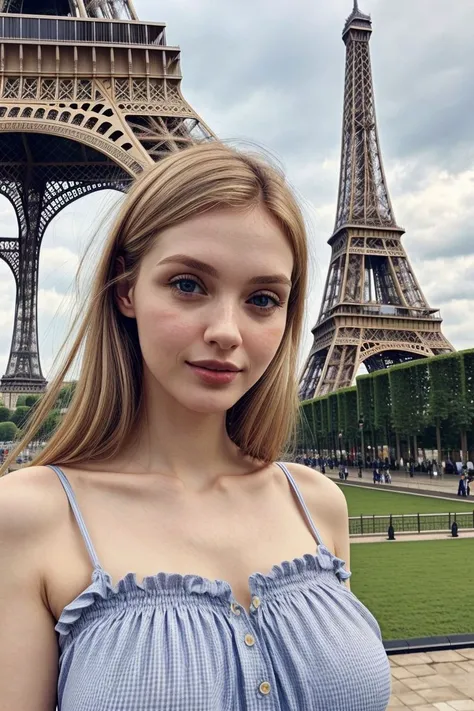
[48,463,391,711]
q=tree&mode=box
[37,410,62,442]
[0,422,18,441]
[25,395,41,407]
[314,398,327,453]
[373,371,392,459]
[320,396,330,453]
[389,360,429,460]
[56,382,77,410]
[336,387,358,456]
[10,406,31,429]
[300,348,474,469]
[0,406,11,423]
[427,353,463,465]
[461,349,474,458]
[357,375,376,456]
[327,393,339,456]
[16,395,27,406]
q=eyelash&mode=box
[167,274,285,312]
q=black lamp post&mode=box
[359,415,365,468]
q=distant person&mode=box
[458,474,467,497]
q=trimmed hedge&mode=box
[298,349,474,461]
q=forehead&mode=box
[145,205,294,274]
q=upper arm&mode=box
[285,463,351,589]
[0,468,59,711]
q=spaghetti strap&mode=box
[47,464,102,572]
[276,462,325,548]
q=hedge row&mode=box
[299,349,474,463]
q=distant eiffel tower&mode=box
[0,0,214,409]
[299,1,453,400]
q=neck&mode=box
[115,374,254,490]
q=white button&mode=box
[251,596,261,609]
[259,681,271,695]
[244,634,255,647]
[230,602,241,616]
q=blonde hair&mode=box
[1,142,308,474]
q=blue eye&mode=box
[249,294,282,310]
[170,278,203,294]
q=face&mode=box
[117,204,294,415]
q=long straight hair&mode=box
[0,142,308,474]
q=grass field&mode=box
[338,487,474,639]
[338,484,474,534]
[350,539,474,640]
[338,484,474,516]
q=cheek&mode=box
[249,323,286,361]
[136,303,199,350]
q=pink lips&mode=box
[186,361,242,385]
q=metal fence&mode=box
[349,511,474,536]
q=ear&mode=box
[115,256,136,318]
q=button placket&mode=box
[259,681,271,696]
[250,595,261,613]
[230,602,242,617]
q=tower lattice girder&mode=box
[299,2,454,400]
[0,3,215,407]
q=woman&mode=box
[0,143,391,711]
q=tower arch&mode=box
[0,0,215,402]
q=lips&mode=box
[186,362,241,385]
[187,361,242,372]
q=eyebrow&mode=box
[157,254,292,287]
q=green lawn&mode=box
[339,484,474,516]
[338,484,474,534]
[350,539,474,640]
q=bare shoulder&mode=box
[0,465,66,542]
[283,462,351,583]
[0,466,61,710]
[283,462,349,517]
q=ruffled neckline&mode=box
[56,544,351,638]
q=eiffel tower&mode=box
[0,0,214,409]
[299,1,454,400]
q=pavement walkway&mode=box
[388,648,474,710]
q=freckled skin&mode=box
[118,205,294,416]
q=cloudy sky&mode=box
[1,0,474,383]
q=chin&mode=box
[175,389,244,415]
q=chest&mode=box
[45,474,335,620]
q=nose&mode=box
[203,300,243,351]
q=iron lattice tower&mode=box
[0,0,213,407]
[0,0,214,408]
[299,1,453,400]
